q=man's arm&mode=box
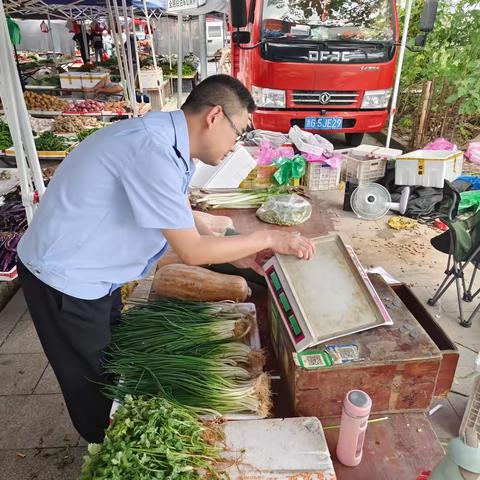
[162,227,315,266]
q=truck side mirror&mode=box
[230,0,248,28]
[232,30,251,44]
[419,0,439,32]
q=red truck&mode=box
[230,0,399,146]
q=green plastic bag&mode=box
[273,154,306,185]
[459,190,480,214]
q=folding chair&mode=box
[428,208,480,327]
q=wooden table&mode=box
[212,198,447,479]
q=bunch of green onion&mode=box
[189,186,288,210]
[105,299,270,417]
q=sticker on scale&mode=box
[294,344,361,370]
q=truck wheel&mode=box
[345,133,364,147]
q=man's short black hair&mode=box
[181,74,256,116]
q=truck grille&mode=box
[292,90,359,106]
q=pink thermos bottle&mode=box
[336,390,372,467]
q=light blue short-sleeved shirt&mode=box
[18,110,195,300]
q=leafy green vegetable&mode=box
[76,127,101,142]
[80,395,227,480]
[34,131,69,151]
[0,121,12,151]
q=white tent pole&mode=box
[81,20,89,63]
[131,6,141,93]
[121,0,138,116]
[386,0,414,148]
[177,14,182,108]
[46,12,59,69]
[0,0,44,222]
[143,1,164,108]
[199,14,207,81]
[105,0,130,106]
[188,16,192,52]
[222,13,227,48]
[112,0,135,112]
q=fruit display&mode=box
[52,115,100,134]
[64,99,104,114]
[24,91,69,111]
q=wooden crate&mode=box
[269,274,445,419]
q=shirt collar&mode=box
[169,110,190,164]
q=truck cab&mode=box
[231,0,399,146]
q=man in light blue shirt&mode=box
[17,75,314,442]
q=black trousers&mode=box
[17,260,123,443]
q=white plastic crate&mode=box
[395,149,464,188]
[345,154,387,184]
[460,375,480,440]
[305,162,340,191]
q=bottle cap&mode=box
[344,390,372,417]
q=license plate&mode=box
[304,117,343,130]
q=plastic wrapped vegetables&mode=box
[256,193,312,226]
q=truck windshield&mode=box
[261,0,395,43]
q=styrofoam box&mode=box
[395,149,464,188]
[59,72,108,90]
[350,144,403,159]
[139,69,164,90]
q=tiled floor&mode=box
[1,192,479,478]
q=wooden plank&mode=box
[324,413,444,479]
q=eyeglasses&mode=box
[201,102,247,141]
[222,109,245,142]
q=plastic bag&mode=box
[288,125,334,157]
[256,139,294,166]
[256,194,312,226]
[424,137,457,151]
[466,142,480,165]
[303,151,344,169]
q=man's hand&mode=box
[269,231,315,259]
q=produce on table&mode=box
[0,201,27,233]
[24,91,69,111]
[256,193,312,226]
[80,395,227,480]
[0,233,21,273]
[34,131,70,151]
[104,100,127,114]
[104,299,271,416]
[162,62,197,77]
[156,249,183,268]
[65,99,104,114]
[28,76,60,87]
[153,264,252,302]
[28,115,54,134]
[189,186,288,210]
[76,127,102,142]
[52,115,100,133]
[0,121,12,151]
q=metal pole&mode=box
[188,17,192,53]
[131,6,141,91]
[199,14,207,81]
[177,14,182,108]
[106,0,130,106]
[121,0,138,116]
[386,0,414,148]
[222,13,227,49]
[142,2,164,108]
[0,0,44,222]
[81,20,89,63]
[112,0,136,113]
